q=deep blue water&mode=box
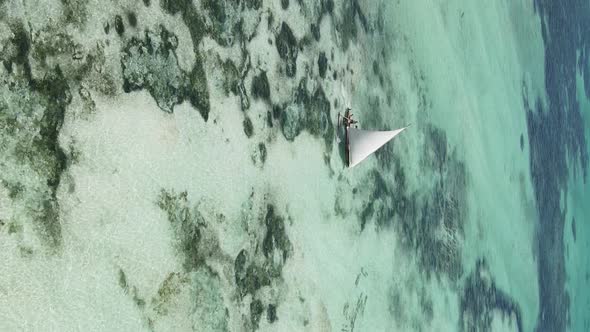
[528,0,589,330]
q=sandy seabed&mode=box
[0,0,588,331]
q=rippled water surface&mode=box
[0,0,588,331]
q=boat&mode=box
[338,109,409,168]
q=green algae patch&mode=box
[403,126,467,282]
[276,22,298,77]
[234,249,272,297]
[250,142,267,167]
[187,58,211,120]
[191,267,230,332]
[459,259,523,332]
[114,15,125,36]
[262,205,292,261]
[334,0,369,51]
[121,26,209,120]
[127,12,138,28]
[117,268,147,310]
[251,70,270,101]
[220,58,240,96]
[156,190,292,330]
[258,143,267,164]
[156,0,211,120]
[61,0,89,26]
[160,0,206,46]
[155,190,230,329]
[280,78,334,155]
[318,51,328,78]
[0,22,76,250]
[121,28,185,112]
[151,272,190,316]
[2,22,32,80]
[347,125,468,283]
[267,303,277,323]
[250,298,264,329]
[243,116,254,138]
[233,202,293,329]
[157,189,210,271]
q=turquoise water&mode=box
[0,0,588,331]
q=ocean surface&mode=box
[0,0,588,331]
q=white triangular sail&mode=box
[348,127,408,167]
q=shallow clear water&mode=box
[0,0,588,331]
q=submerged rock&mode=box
[114,15,125,35]
[307,86,333,144]
[239,82,250,111]
[266,111,273,128]
[267,304,278,323]
[262,205,292,262]
[200,0,261,47]
[235,256,271,296]
[234,249,249,289]
[276,22,298,77]
[243,116,254,138]
[311,23,320,41]
[324,0,334,14]
[187,61,211,120]
[281,104,304,141]
[221,58,240,95]
[244,0,262,10]
[127,12,137,28]
[121,28,185,113]
[258,143,267,164]
[158,0,210,119]
[202,0,237,47]
[251,71,270,101]
[272,104,282,120]
[160,0,207,45]
[318,51,328,78]
[250,299,264,329]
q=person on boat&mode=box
[343,109,358,127]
